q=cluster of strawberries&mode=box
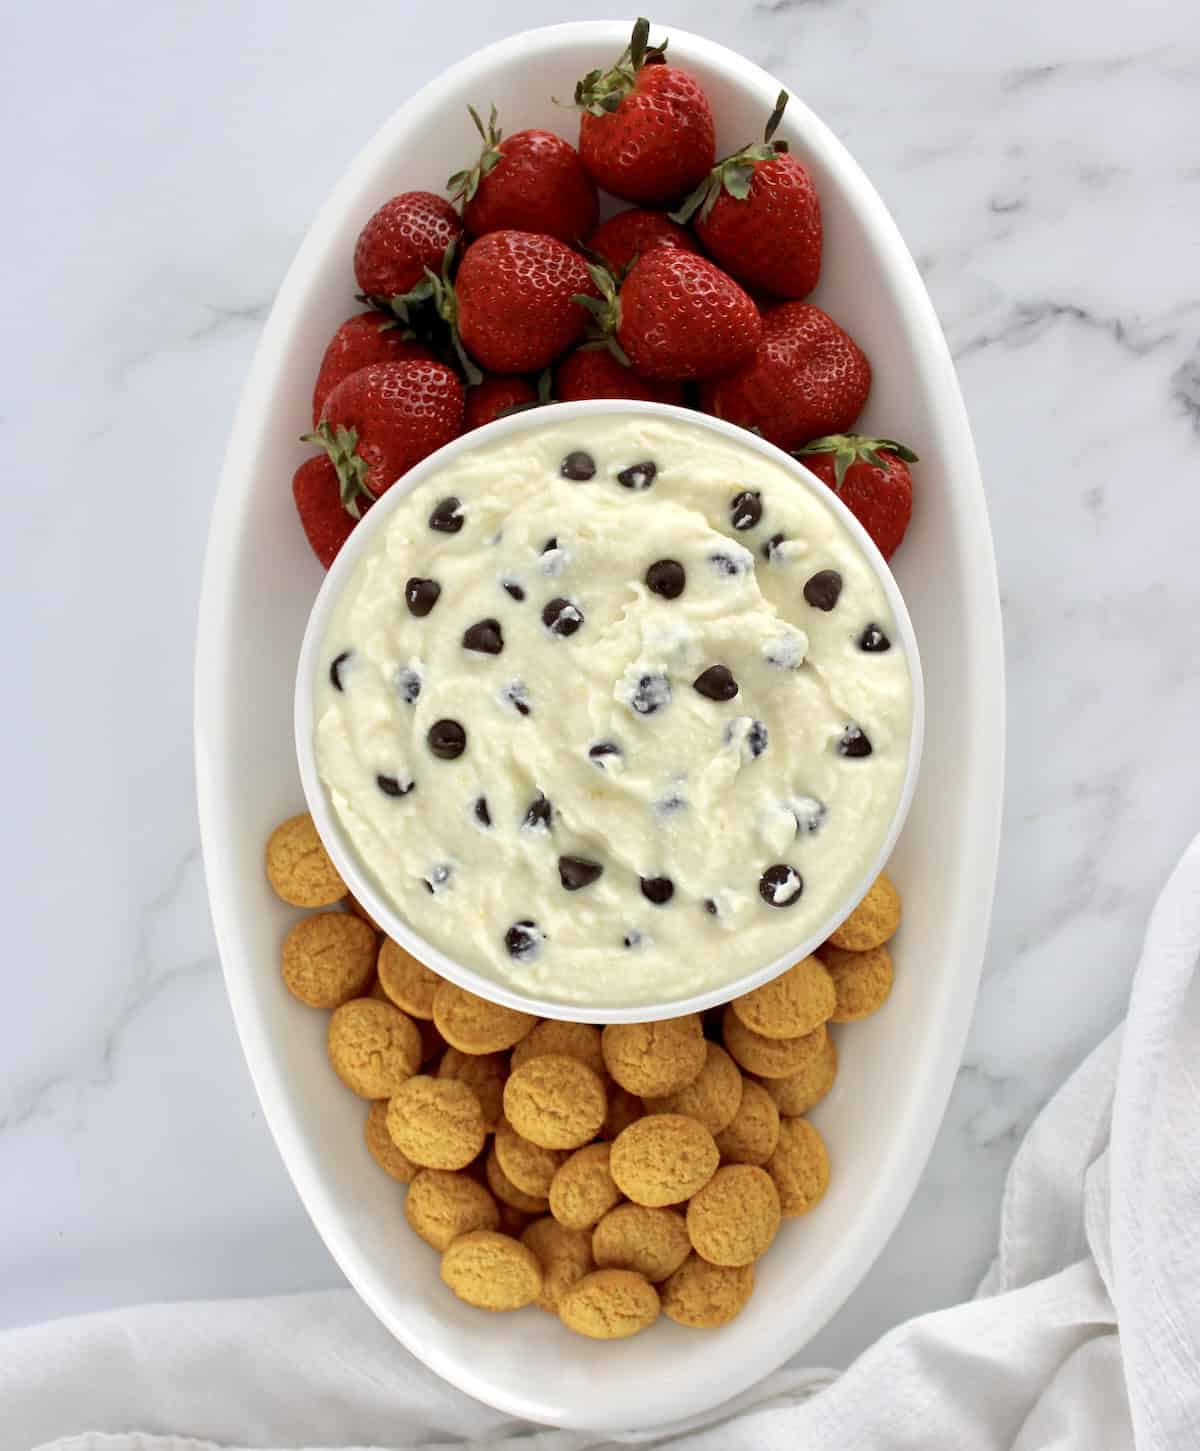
[294,19,916,569]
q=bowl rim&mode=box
[293,398,926,1022]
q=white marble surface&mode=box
[2,0,1198,1384]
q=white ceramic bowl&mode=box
[293,399,926,1021]
[195,20,1004,1432]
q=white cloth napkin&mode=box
[5,832,1200,1451]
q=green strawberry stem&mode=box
[794,433,920,490]
[569,17,668,116]
[571,261,631,366]
[300,422,375,519]
[355,279,433,329]
[446,104,504,202]
[671,89,791,224]
[422,239,483,386]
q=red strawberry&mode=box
[585,207,698,275]
[292,455,362,569]
[449,106,598,245]
[442,230,598,375]
[572,19,715,206]
[304,359,464,515]
[673,91,821,300]
[311,313,434,425]
[796,435,918,560]
[464,374,540,430]
[699,302,870,450]
[353,192,463,304]
[555,346,684,405]
[583,249,760,381]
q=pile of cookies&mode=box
[266,811,901,1339]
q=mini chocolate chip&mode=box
[429,497,464,533]
[640,876,674,905]
[762,532,786,561]
[759,864,803,907]
[694,665,739,701]
[424,863,452,894]
[560,450,595,481]
[838,724,873,758]
[500,680,531,716]
[542,597,583,636]
[329,650,351,691]
[588,741,622,766]
[708,551,747,577]
[617,460,657,490]
[523,793,553,830]
[394,665,422,704]
[724,717,769,758]
[630,672,671,715]
[703,897,719,916]
[405,577,441,616]
[858,623,892,652]
[789,796,827,834]
[804,569,843,611]
[730,490,762,530]
[502,580,525,601]
[623,930,643,949]
[376,774,415,798]
[463,618,504,655]
[474,796,491,827]
[542,536,558,553]
[646,559,686,599]
[558,855,603,891]
[428,719,467,759]
[505,919,542,960]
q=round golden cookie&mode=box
[404,1168,499,1251]
[282,913,377,1009]
[644,1041,743,1134]
[266,813,346,908]
[485,1145,550,1214]
[497,1202,536,1237]
[440,1230,542,1312]
[601,1016,706,1097]
[731,955,836,1040]
[432,982,536,1054]
[364,1100,419,1183]
[521,1216,594,1312]
[591,1203,691,1283]
[686,1165,781,1266]
[436,1048,506,1132]
[820,944,895,1022]
[759,1030,838,1116]
[548,1142,621,1230]
[510,1020,606,1080]
[826,871,901,951]
[346,893,382,933]
[376,939,442,1019]
[558,1268,660,1340]
[722,1008,830,1080]
[713,1079,781,1166]
[609,1113,719,1207]
[767,1117,831,1217]
[494,1118,568,1198]
[602,1086,643,1140]
[326,998,421,1098]
[386,1075,486,1170]
[503,1054,607,1150]
[661,1255,754,1328]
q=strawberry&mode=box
[572,18,715,206]
[353,192,463,306]
[464,374,540,430]
[435,230,598,376]
[555,346,684,405]
[292,454,362,569]
[303,359,464,516]
[673,91,822,300]
[581,249,760,381]
[699,302,870,450]
[585,207,698,275]
[310,313,433,425]
[449,106,598,245]
[795,435,917,561]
